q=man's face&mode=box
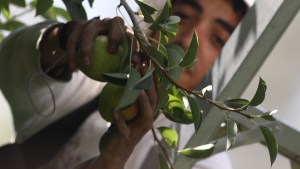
[171,0,242,90]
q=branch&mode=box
[151,128,176,169]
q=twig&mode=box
[151,128,176,169]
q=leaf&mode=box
[226,119,238,150]
[135,0,157,23]
[261,115,276,122]
[179,31,198,69]
[115,69,141,111]
[147,45,167,67]
[178,143,215,159]
[0,0,9,11]
[156,88,170,112]
[88,0,94,7]
[0,33,4,42]
[162,23,178,40]
[249,77,267,106]
[36,0,53,16]
[224,98,249,110]
[166,15,181,24]
[101,73,128,86]
[149,0,171,31]
[157,126,178,149]
[168,66,183,81]
[54,7,71,21]
[39,6,57,20]
[0,0,9,19]
[1,7,10,19]
[201,85,212,97]
[155,72,170,112]
[260,110,277,121]
[0,20,25,31]
[131,67,154,90]
[166,44,185,68]
[259,126,278,166]
[10,0,26,7]
[187,95,202,132]
[62,0,87,19]
[164,94,193,124]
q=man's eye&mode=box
[174,12,189,22]
[212,35,225,50]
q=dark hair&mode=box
[172,0,249,19]
[230,0,249,19]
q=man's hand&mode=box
[39,17,132,81]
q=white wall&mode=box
[228,8,300,169]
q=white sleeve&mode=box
[0,21,105,143]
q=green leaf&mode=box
[0,0,9,11]
[157,126,178,149]
[0,20,25,31]
[162,23,178,40]
[166,44,185,68]
[201,85,213,97]
[54,7,71,21]
[131,67,154,90]
[224,98,249,110]
[226,119,238,150]
[36,0,53,16]
[147,45,167,67]
[259,126,278,166]
[101,73,128,86]
[166,15,181,24]
[1,7,10,19]
[149,0,171,31]
[249,77,267,106]
[10,0,26,7]
[71,0,84,3]
[179,31,198,69]
[135,0,157,23]
[39,6,58,20]
[164,94,193,124]
[0,33,4,42]
[260,110,278,121]
[187,95,202,132]
[115,69,141,111]
[0,0,9,19]
[178,143,215,159]
[62,0,87,19]
[88,0,94,7]
[155,72,171,112]
[168,66,183,81]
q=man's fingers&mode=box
[65,21,86,70]
[107,17,126,53]
[112,112,130,138]
[136,91,154,130]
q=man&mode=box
[0,0,248,168]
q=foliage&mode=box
[0,0,278,168]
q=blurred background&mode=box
[1,0,299,168]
